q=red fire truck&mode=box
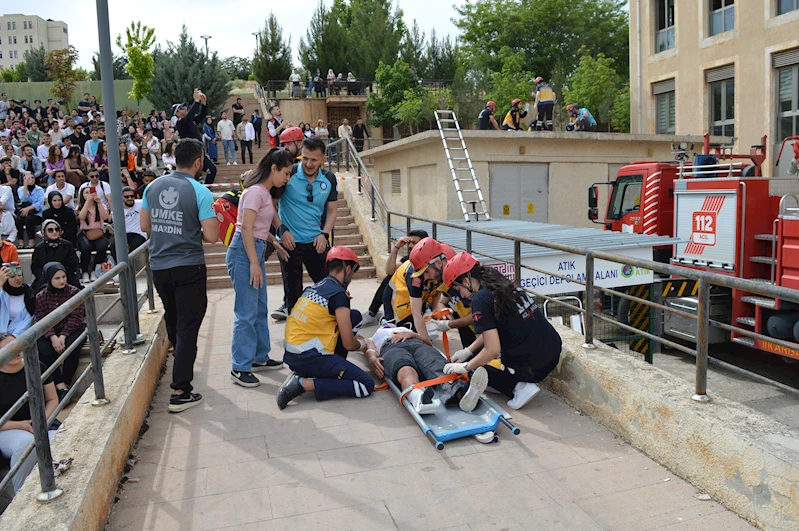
[588,135,799,360]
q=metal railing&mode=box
[0,242,155,503]
[384,210,799,401]
[257,79,454,101]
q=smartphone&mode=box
[90,186,96,194]
[2,262,22,277]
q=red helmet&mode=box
[535,77,544,84]
[486,101,496,108]
[443,252,480,288]
[280,126,304,143]
[512,98,521,107]
[326,246,360,267]
[440,243,456,260]
[409,238,444,273]
[566,104,576,112]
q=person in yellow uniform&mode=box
[429,244,478,350]
[501,99,528,131]
[277,246,373,409]
[383,237,448,344]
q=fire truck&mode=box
[587,134,799,360]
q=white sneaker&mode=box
[233,161,238,165]
[81,273,90,283]
[409,388,439,415]
[226,162,231,166]
[459,366,488,412]
[90,272,98,281]
[360,310,383,327]
[507,382,540,410]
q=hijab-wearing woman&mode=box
[0,333,59,496]
[42,191,78,246]
[34,262,87,402]
[0,264,35,337]
[226,148,293,387]
[203,116,218,163]
[32,218,81,293]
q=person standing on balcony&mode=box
[326,69,336,96]
[352,118,370,152]
[314,69,325,98]
[216,111,237,166]
[267,105,286,149]
[290,69,302,98]
[140,138,219,413]
[232,98,245,128]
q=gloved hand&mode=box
[432,320,450,332]
[451,348,472,363]
[443,362,469,375]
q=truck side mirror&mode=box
[588,207,598,221]
[588,186,598,209]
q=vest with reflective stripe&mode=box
[285,277,345,354]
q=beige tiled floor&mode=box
[107,280,754,531]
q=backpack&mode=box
[213,189,242,246]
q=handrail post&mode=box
[513,241,522,287]
[386,211,392,251]
[432,222,437,241]
[22,344,63,502]
[692,279,711,402]
[346,141,351,171]
[370,186,376,221]
[406,216,412,236]
[337,145,341,172]
[582,253,596,349]
[145,252,156,313]
[356,157,362,194]
[466,230,472,253]
[86,294,110,406]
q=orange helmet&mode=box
[535,76,544,84]
[486,101,496,109]
[326,246,360,268]
[443,252,480,288]
[280,126,304,143]
[512,98,521,107]
[440,243,456,260]
[409,237,444,275]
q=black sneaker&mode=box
[168,392,203,413]
[277,373,305,410]
[56,387,70,403]
[270,305,288,321]
[251,359,284,372]
[231,370,260,388]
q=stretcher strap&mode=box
[398,373,469,405]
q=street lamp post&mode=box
[252,32,259,48]
[200,35,212,57]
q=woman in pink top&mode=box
[226,148,294,387]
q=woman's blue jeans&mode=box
[226,231,272,371]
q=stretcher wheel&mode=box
[511,426,521,435]
[426,430,444,450]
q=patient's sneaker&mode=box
[459,366,488,412]
[473,431,498,444]
[507,382,541,410]
[409,387,440,415]
[277,372,305,410]
[360,310,383,327]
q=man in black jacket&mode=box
[172,89,217,184]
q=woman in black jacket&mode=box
[30,219,81,291]
[42,190,78,246]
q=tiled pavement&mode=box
[107,279,754,531]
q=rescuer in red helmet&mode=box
[279,126,304,159]
[501,98,529,131]
[440,252,562,410]
[278,246,375,409]
[477,101,500,130]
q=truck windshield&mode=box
[607,174,643,220]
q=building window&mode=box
[11,22,15,30]
[24,36,28,44]
[710,0,734,36]
[656,92,676,134]
[6,23,10,31]
[777,66,799,141]
[779,0,799,15]
[710,79,734,136]
[23,21,27,30]
[12,37,17,44]
[0,53,3,59]
[655,0,675,52]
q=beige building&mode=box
[0,14,69,70]
[629,1,799,170]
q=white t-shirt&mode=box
[49,128,65,144]
[338,125,352,140]
[371,326,414,354]
[124,200,148,238]
[217,119,235,141]
[0,129,10,139]
[79,181,112,212]
[46,182,76,209]
[37,144,50,162]
[290,73,301,83]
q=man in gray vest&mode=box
[140,138,219,413]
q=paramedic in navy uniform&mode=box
[441,252,562,410]
[140,138,219,413]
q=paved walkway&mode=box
[108,279,754,531]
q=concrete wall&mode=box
[629,0,799,168]
[364,130,706,226]
[0,80,154,113]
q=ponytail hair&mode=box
[464,265,525,319]
[242,147,294,193]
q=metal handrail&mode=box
[0,241,154,503]
[385,209,799,402]
[326,136,389,225]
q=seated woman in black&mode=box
[34,262,87,402]
[441,252,562,411]
[31,219,81,292]
[0,333,59,496]
[42,190,78,246]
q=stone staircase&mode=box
[204,91,375,289]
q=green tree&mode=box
[0,68,15,83]
[393,87,451,134]
[425,30,458,80]
[610,86,630,133]
[252,13,293,85]
[347,0,405,79]
[400,20,426,76]
[366,59,415,126]
[221,56,252,80]
[117,21,156,106]
[44,46,81,107]
[299,0,351,75]
[455,0,628,83]
[148,26,232,117]
[13,62,28,82]
[91,52,130,80]
[74,67,92,81]
[24,44,50,82]
[563,52,619,129]
[486,48,535,119]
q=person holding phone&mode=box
[77,185,110,282]
[0,264,34,337]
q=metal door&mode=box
[489,163,548,222]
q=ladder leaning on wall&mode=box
[434,109,491,222]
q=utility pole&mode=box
[200,35,212,57]
[252,32,260,48]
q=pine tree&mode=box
[347,0,405,80]
[400,20,426,77]
[148,26,231,117]
[91,53,130,81]
[24,44,50,82]
[299,0,352,76]
[252,13,293,85]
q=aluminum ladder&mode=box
[434,109,491,221]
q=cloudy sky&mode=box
[17,0,467,70]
